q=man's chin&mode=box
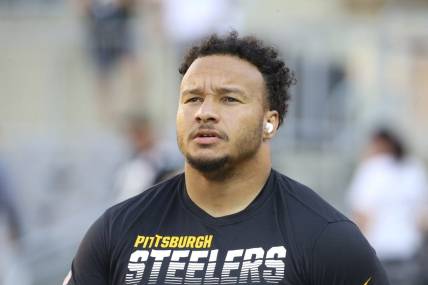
[186,155,229,173]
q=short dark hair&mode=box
[373,128,407,161]
[179,31,295,127]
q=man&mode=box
[65,32,389,284]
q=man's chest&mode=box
[110,210,301,284]
[123,235,287,284]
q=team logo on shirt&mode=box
[125,234,287,284]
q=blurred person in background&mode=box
[419,213,428,285]
[114,114,180,202]
[0,143,22,282]
[76,0,143,123]
[0,161,20,244]
[348,128,428,285]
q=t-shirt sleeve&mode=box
[66,213,110,285]
[310,221,390,285]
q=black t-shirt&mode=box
[67,169,389,285]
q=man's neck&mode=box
[184,151,272,218]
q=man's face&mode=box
[176,55,267,173]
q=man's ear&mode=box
[263,111,279,141]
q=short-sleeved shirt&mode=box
[348,154,428,260]
[67,169,389,285]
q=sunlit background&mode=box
[0,0,427,284]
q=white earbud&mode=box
[264,122,274,134]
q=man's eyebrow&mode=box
[216,86,246,95]
[181,86,247,96]
[181,87,204,95]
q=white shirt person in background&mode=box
[348,128,428,285]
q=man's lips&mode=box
[191,129,226,145]
[193,136,221,144]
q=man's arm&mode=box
[310,221,390,285]
[64,214,110,285]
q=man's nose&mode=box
[194,98,220,123]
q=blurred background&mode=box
[0,0,427,284]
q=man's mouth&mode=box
[192,129,223,145]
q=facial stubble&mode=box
[178,122,264,176]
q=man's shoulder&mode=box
[272,170,364,261]
[105,173,184,220]
[272,169,350,224]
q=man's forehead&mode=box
[184,55,261,78]
[181,54,264,88]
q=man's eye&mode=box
[223,96,239,103]
[185,97,203,103]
